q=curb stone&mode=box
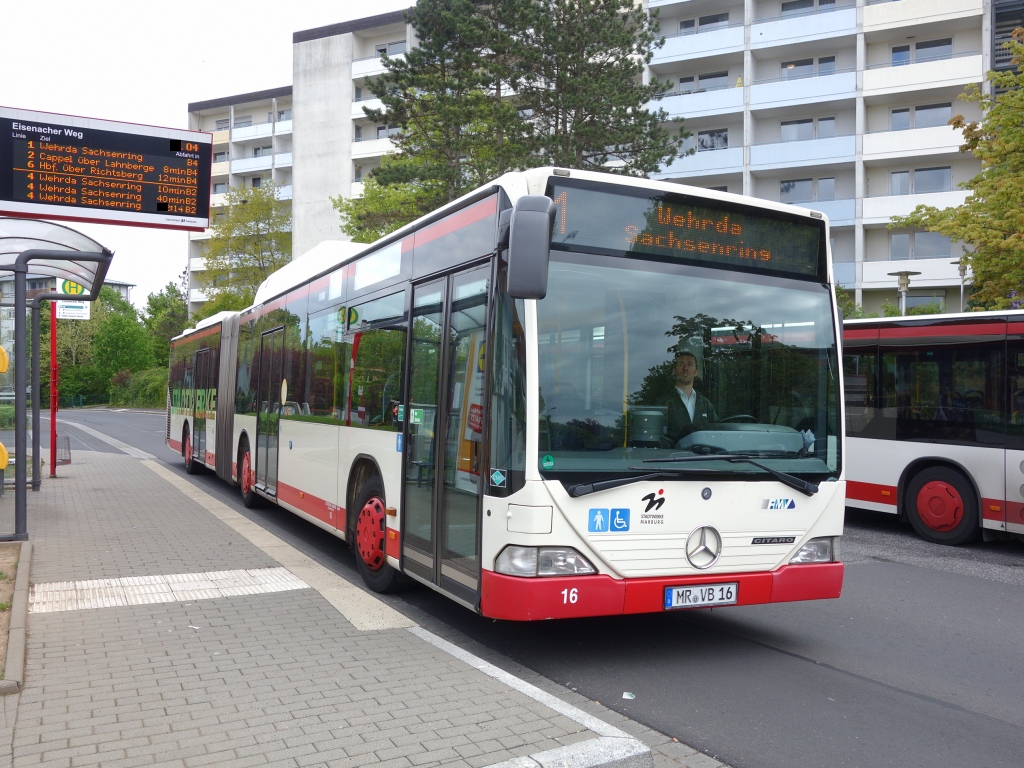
[0,540,30,695]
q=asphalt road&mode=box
[42,408,1024,768]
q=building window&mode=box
[277,109,292,121]
[890,167,952,195]
[251,177,261,188]
[698,71,730,90]
[697,129,728,151]
[376,125,400,139]
[782,58,814,80]
[781,0,835,15]
[215,118,229,131]
[212,182,227,194]
[890,232,953,260]
[679,12,729,35]
[893,38,952,66]
[233,115,252,128]
[375,40,406,57]
[780,116,835,142]
[253,146,272,158]
[354,125,363,141]
[906,292,946,312]
[891,103,953,130]
[707,185,729,192]
[213,151,228,163]
[354,165,363,182]
[781,177,834,203]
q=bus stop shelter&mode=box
[0,217,112,541]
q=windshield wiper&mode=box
[642,454,818,496]
[567,472,682,498]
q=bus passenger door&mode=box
[192,348,210,465]
[403,266,490,608]
[256,327,285,496]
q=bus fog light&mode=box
[789,537,834,564]
[537,547,596,576]
[495,545,538,576]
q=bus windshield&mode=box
[535,254,840,480]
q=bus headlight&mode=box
[495,546,597,577]
[789,537,839,564]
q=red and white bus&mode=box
[168,167,845,620]
[844,311,1024,545]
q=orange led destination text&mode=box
[625,205,771,262]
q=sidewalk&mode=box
[0,448,728,768]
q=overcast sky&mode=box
[1,0,409,310]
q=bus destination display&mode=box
[547,180,825,279]
[0,107,212,232]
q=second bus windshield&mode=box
[535,254,840,477]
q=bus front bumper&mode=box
[479,562,844,621]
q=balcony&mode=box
[352,97,383,120]
[654,86,744,120]
[209,192,227,208]
[862,258,964,290]
[862,189,970,224]
[274,152,293,168]
[210,160,229,177]
[351,181,365,198]
[231,122,275,141]
[189,257,207,272]
[652,146,744,179]
[864,0,982,34]
[273,119,292,136]
[751,5,856,50]
[231,155,274,173]
[750,70,856,111]
[750,135,856,171]
[651,24,744,67]
[863,125,964,162]
[277,184,293,200]
[863,52,982,98]
[795,198,855,227]
[352,136,395,159]
[211,129,229,145]
[353,53,404,79]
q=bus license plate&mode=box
[664,583,738,610]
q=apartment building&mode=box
[185,87,294,313]
[188,1,1018,315]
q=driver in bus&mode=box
[663,350,718,446]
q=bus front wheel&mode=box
[906,467,979,546]
[353,477,401,593]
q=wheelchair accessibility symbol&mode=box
[588,508,630,532]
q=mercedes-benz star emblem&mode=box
[685,524,723,570]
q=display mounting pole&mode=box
[50,300,57,478]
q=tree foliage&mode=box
[202,182,291,304]
[337,0,685,241]
[191,290,251,324]
[890,28,1024,309]
[143,272,189,367]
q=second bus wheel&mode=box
[238,438,260,508]
[353,477,401,593]
[905,466,980,546]
[183,426,202,475]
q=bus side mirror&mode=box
[507,195,555,300]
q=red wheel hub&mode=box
[356,496,387,571]
[916,480,963,531]
[241,452,252,495]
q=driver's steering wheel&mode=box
[718,414,757,423]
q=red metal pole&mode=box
[50,301,57,477]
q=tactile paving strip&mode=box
[28,567,309,613]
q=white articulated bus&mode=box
[844,311,1024,545]
[168,167,845,620]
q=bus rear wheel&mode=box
[353,477,401,593]
[183,426,201,475]
[239,438,259,508]
[906,467,979,546]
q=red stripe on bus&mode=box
[1006,501,1024,526]
[842,329,878,341]
[1008,322,1024,335]
[386,527,400,560]
[413,197,497,249]
[204,452,214,466]
[277,482,340,528]
[872,322,1004,340]
[479,563,844,621]
[847,480,897,505]
[171,324,221,345]
[168,439,182,451]
[981,498,1004,522]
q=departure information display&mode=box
[0,107,211,232]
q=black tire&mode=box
[352,476,402,593]
[905,466,979,545]
[183,425,202,475]
[239,437,260,508]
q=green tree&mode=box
[143,272,189,367]
[520,0,683,174]
[203,182,291,304]
[190,291,251,324]
[333,156,437,243]
[92,288,153,386]
[835,286,869,320]
[891,28,1024,309]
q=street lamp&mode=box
[950,259,968,313]
[888,270,921,316]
